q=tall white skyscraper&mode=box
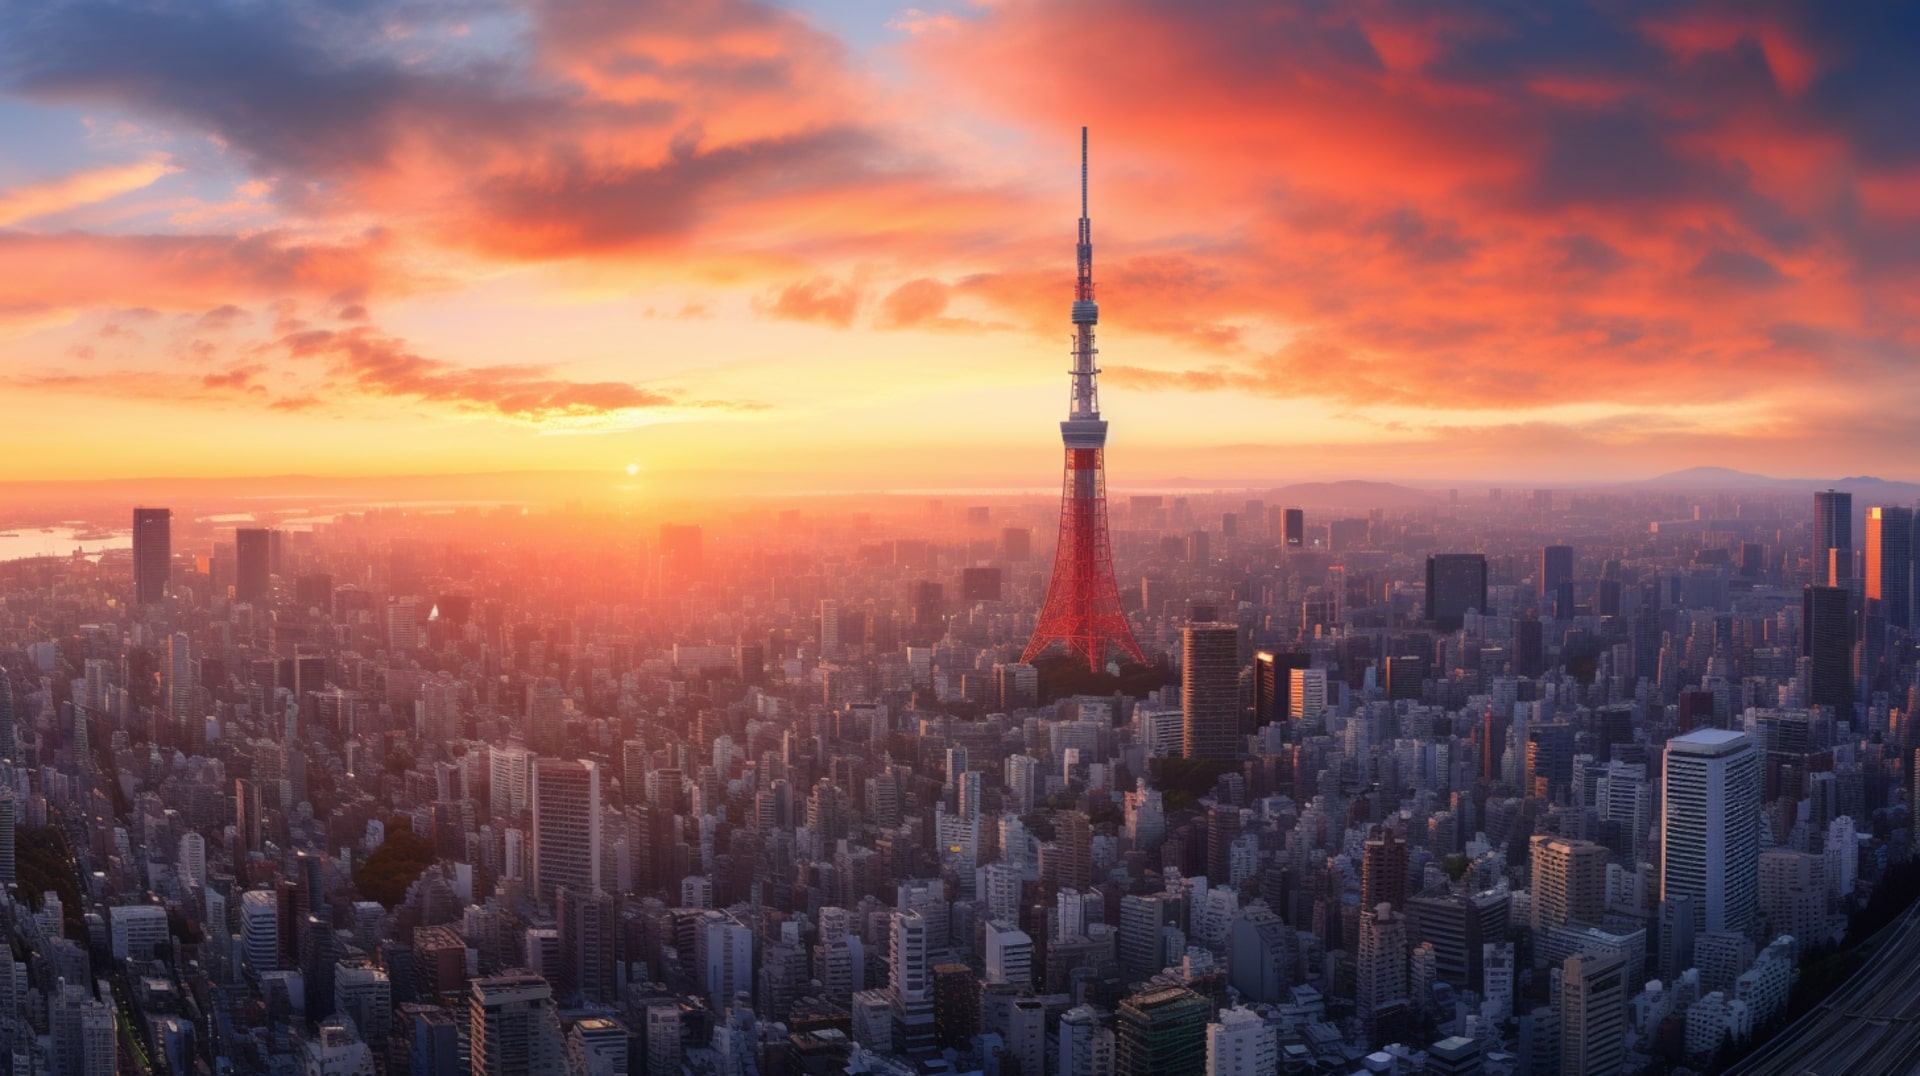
[532,759,602,905]
[1661,729,1761,934]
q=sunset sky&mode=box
[3,0,1919,491]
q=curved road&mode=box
[1727,902,1920,1076]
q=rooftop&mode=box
[1667,728,1751,755]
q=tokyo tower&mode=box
[1022,128,1147,672]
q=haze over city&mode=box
[5,4,1920,1076]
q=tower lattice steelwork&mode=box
[1023,129,1147,672]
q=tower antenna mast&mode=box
[1023,127,1146,671]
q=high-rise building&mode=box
[1356,903,1409,1048]
[1119,893,1175,983]
[1289,668,1328,721]
[1426,554,1489,631]
[557,887,616,1005]
[1866,506,1913,631]
[133,507,171,605]
[241,889,279,973]
[1060,1004,1117,1076]
[1814,489,1852,585]
[1802,585,1855,715]
[1283,508,1305,548]
[1541,544,1575,592]
[1205,1006,1276,1076]
[1362,830,1410,912]
[1407,887,1508,993]
[1022,130,1148,672]
[470,973,565,1076]
[1252,651,1309,728]
[1182,623,1241,761]
[235,526,273,605]
[984,920,1033,988]
[532,760,602,905]
[1227,902,1292,1003]
[1529,835,1608,934]
[1661,729,1761,935]
[888,909,935,1055]
[0,667,14,763]
[51,982,115,1076]
[1115,986,1209,1076]
[1560,950,1627,1076]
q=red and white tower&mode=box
[1023,129,1147,672]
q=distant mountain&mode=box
[1266,479,1440,510]
[1634,467,1920,499]
[1638,466,1783,488]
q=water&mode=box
[0,527,133,563]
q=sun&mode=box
[625,462,641,476]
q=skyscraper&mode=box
[1115,986,1209,1076]
[1560,951,1627,1076]
[1361,830,1409,912]
[1661,729,1761,935]
[1542,544,1574,617]
[1529,835,1607,933]
[1205,1006,1276,1076]
[532,759,602,905]
[1283,508,1305,548]
[1814,489,1852,585]
[132,506,170,605]
[1182,624,1241,761]
[1356,903,1409,1048]
[235,526,272,605]
[470,973,565,1076]
[1289,668,1327,721]
[1253,650,1309,728]
[1426,554,1488,631]
[0,667,14,762]
[1023,129,1148,672]
[1866,505,1913,631]
[1802,584,1854,715]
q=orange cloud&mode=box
[274,326,756,424]
[0,158,177,226]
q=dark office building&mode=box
[1385,655,1425,701]
[133,507,171,605]
[908,581,945,642]
[961,566,1004,604]
[1001,527,1032,561]
[236,527,273,605]
[1803,585,1855,715]
[1426,554,1489,632]
[1512,619,1545,679]
[1815,489,1852,585]
[1283,507,1305,548]
[1867,506,1913,632]
[1541,545,1574,593]
[1182,624,1242,762]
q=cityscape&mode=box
[4,3,1920,1076]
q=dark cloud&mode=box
[1691,247,1788,287]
